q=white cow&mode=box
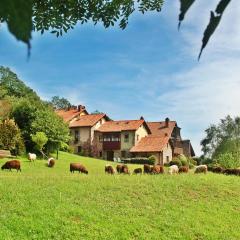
[194,165,208,174]
[28,153,36,162]
[168,165,179,175]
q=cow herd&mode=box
[1,157,240,176]
[104,164,208,175]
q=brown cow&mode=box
[70,163,88,174]
[133,168,142,174]
[223,168,240,176]
[48,158,55,168]
[1,160,21,172]
[212,166,224,174]
[116,164,124,173]
[122,165,130,174]
[143,164,152,174]
[151,165,164,174]
[179,166,189,173]
[105,165,115,174]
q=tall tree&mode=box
[0,1,232,58]
[201,115,240,159]
[50,96,72,110]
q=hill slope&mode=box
[0,152,239,240]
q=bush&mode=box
[164,163,170,167]
[216,153,240,169]
[180,159,188,166]
[201,157,213,165]
[189,163,195,169]
[169,159,182,167]
[148,155,156,165]
[122,157,154,165]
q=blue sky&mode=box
[0,1,240,155]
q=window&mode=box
[103,136,111,142]
[136,134,139,141]
[74,130,79,143]
[99,135,103,143]
[124,134,129,142]
[78,146,82,153]
[121,151,126,158]
[166,156,170,163]
[112,136,120,142]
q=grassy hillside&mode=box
[0,152,239,240]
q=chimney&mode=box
[140,116,144,120]
[77,105,85,112]
[165,117,170,128]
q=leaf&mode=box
[198,12,221,60]
[0,0,33,52]
[215,0,231,15]
[178,0,196,29]
[198,0,231,60]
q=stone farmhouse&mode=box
[56,105,195,164]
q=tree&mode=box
[0,119,24,155]
[201,115,240,159]
[0,1,232,59]
[31,132,48,158]
[31,109,70,153]
[50,96,72,110]
[0,66,40,101]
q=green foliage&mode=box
[188,163,195,169]
[216,153,240,169]
[148,155,157,165]
[123,157,154,165]
[31,109,70,152]
[0,119,24,154]
[0,66,40,101]
[201,115,240,159]
[0,0,32,50]
[0,1,163,49]
[31,132,48,152]
[0,66,70,153]
[179,0,232,59]
[50,96,72,110]
[169,159,182,168]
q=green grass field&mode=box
[0,152,239,240]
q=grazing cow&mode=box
[1,160,21,172]
[223,168,240,176]
[122,165,130,174]
[151,165,164,174]
[212,166,224,174]
[168,165,179,175]
[70,163,88,174]
[28,153,36,162]
[133,168,142,174]
[47,158,55,168]
[143,164,152,174]
[194,165,208,174]
[116,164,124,173]
[179,166,189,173]
[105,165,115,174]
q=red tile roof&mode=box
[130,120,177,153]
[56,108,87,122]
[96,119,146,132]
[147,121,176,137]
[69,114,106,128]
[130,135,170,153]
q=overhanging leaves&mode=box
[198,0,231,60]
[178,0,195,29]
[0,0,32,52]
